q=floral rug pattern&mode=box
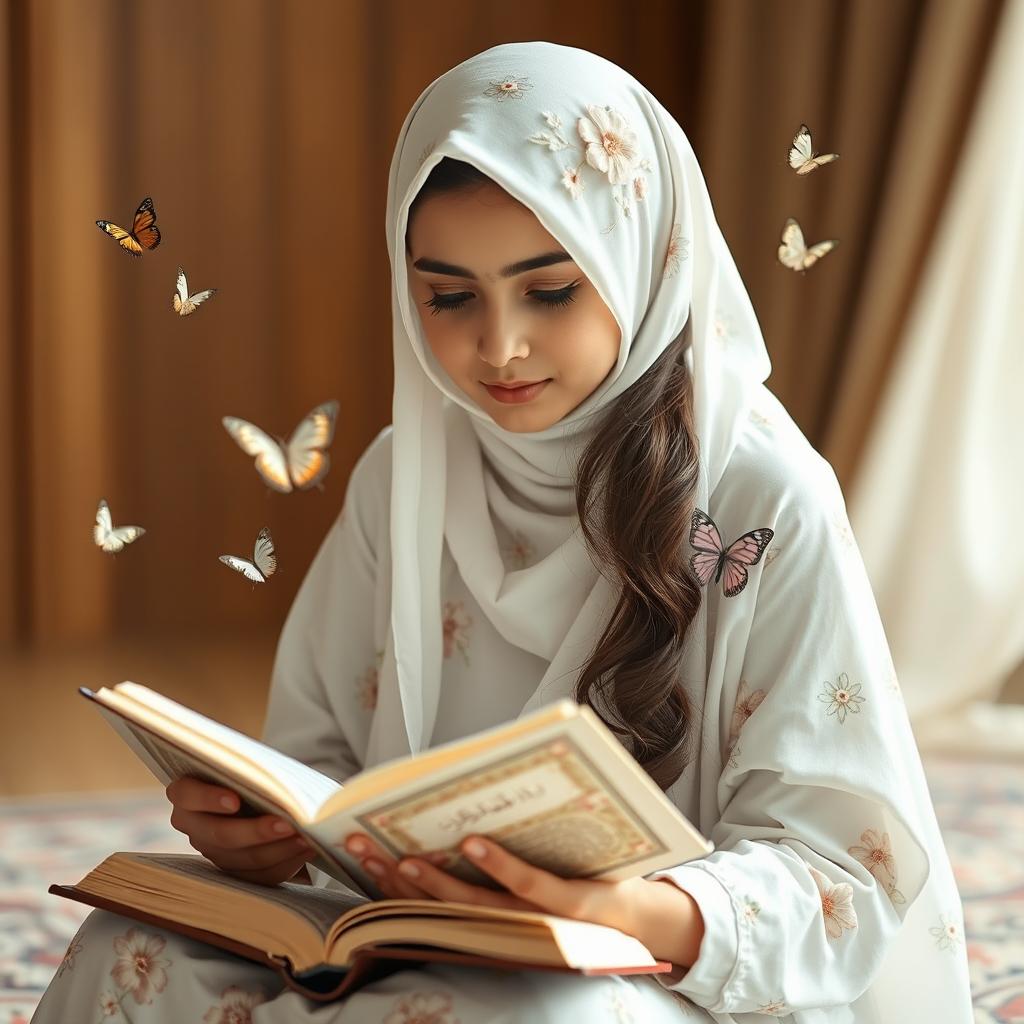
[2,760,1022,1022]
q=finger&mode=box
[200,835,310,872]
[227,848,312,887]
[460,837,582,914]
[171,808,298,850]
[394,856,526,910]
[361,857,431,901]
[166,777,242,814]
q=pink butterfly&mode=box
[689,508,774,597]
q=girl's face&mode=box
[406,182,621,433]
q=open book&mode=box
[52,851,678,1000]
[80,683,712,899]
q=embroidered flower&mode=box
[577,105,640,184]
[357,649,384,711]
[561,166,585,199]
[930,913,964,951]
[632,175,648,201]
[483,75,533,100]
[382,990,459,1024]
[202,985,267,1023]
[758,1000,788,1016]
[727,679,766,754]
[442,600,473,665]
[832,510,855,549]
[110,927,171,1005]
[98,991,119,1017]
[663,223,688,278]
[818,671,865,723]
[713,311,735,347]
[56,937,83,978]
[809,866,858,939]
[528,110,572,151]
[847,828,905,904]
[502,530,536,569]
[743,898,762,923]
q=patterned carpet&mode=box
[1,760,1022,1022]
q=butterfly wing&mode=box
[721,528,775,597]
[94,499,113,546]
[252,527,277,579]
[689,508,726,587]
[285,400,339,490]
[777,218,807,270]
[179,288,217,317]
[222,416,292,492]
[96,219,144,257]
[172,267,188,314]
[219,554,266,583]
[130,196,161,251]
[788,124,813,170]
[804,239,839,267]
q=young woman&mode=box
[32,41,973,1023]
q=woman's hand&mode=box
[342,832,704,966]
[167,777,311,886]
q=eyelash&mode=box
[423,283,580,316]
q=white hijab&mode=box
[370,40,771,762]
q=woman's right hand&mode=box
[166,777,311,886]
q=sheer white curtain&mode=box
[849,0,1024,758]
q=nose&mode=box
[477,304,530,367]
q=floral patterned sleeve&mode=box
[647,459,935,1016]
[260,430,392,784]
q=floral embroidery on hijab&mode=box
[848,828,906,906]
[809,866,858,939]
[56,937,83,978]
[483,75,533,100]
[357,649,385,711]
[929,913,964,951]
[757,1000,789,1017]
[743,897,762,923]
[442,600,473,664]
[528,106,653,233]
[818,671,866,723]
[664,223,688,278]
[202,986,267,1024]
[381,990,459,1024]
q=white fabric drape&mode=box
[848,0,1024,758]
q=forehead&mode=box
[406,184,562,261]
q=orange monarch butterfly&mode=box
[95,196,161,256]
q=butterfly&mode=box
[172,267,217,316]
[777,217,838,272]
[95,196,161,257]
[788,124,839,175]
[219,527,277,584]
[93,499,146,553]
[689,508,774,598]
[222,400,339,493]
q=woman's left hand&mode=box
[342,831,702,965]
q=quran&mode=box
[51,683,713,997]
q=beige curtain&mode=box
[849,0,1024,756]
[0,0,1004,652]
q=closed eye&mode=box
[424,283,580,316]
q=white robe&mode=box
[31,389,973,1024]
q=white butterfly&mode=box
[94,498,145,553]
[222,400,339,493]
[788,124,839,175]
[172,266,217,317]
[777,217,838,272]
[219,527,277,583]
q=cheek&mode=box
[559,310,621,384]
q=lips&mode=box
[484,380,548,388]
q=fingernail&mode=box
[219,796,237,811]
[398,861,420,878]
[272,821,294,836]
[347,837,367,855]
[364,858,385,877]
[464,838,487,859]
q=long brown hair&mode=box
[407,158,703,791]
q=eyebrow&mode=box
[411,250,574,280]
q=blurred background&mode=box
[3,0,1023,784]
[2,0,1023,1017]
